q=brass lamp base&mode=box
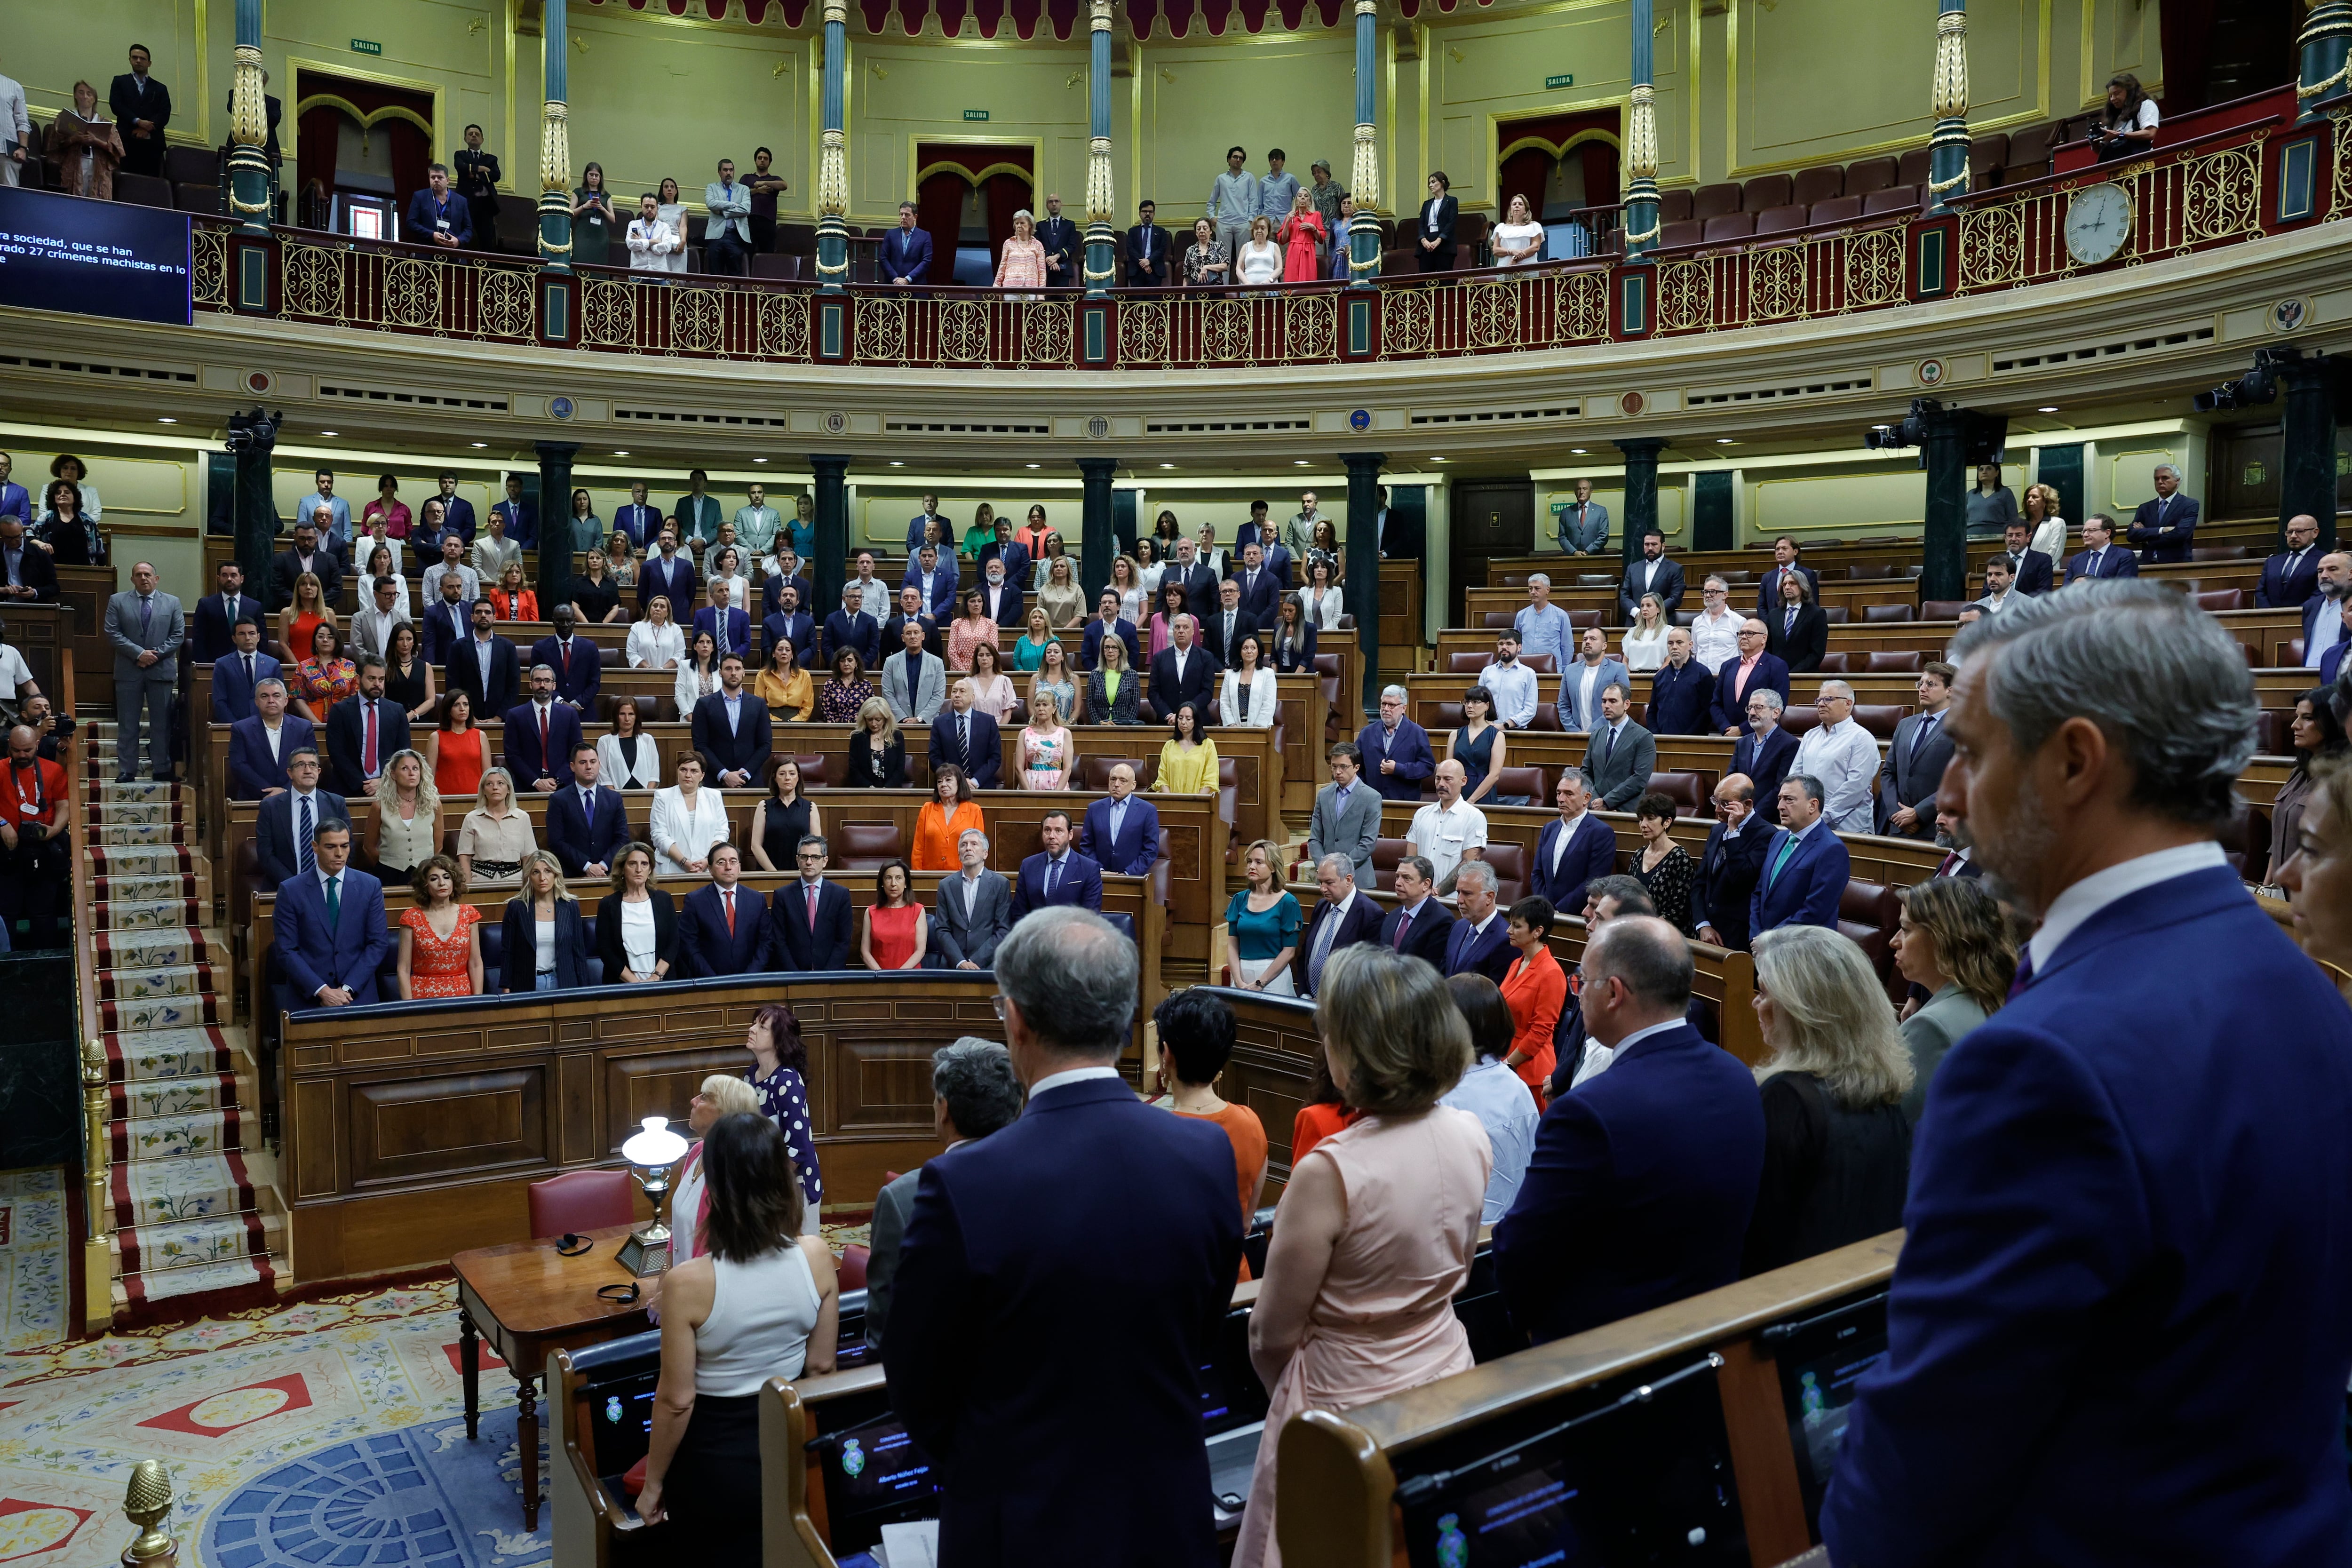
[616,1226,671,1278]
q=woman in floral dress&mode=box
[397,855,482,999]
[1018,689,1074,791]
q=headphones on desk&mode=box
[555,1233,595,1257]
[596,1282,641,1305]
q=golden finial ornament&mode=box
[121,1460,176,1567]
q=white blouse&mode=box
[534,916,557,976]
[1118,585,1148,625]
[675,661,722,716]
[627,619,685,669]
[620,896,659,973]
[1621,623,1668,671]
[1219,669,1278,728]
[654,203,691,272]
[651,785,732,873]
[1137,562,1167,597]
[2029,517,2066,560]
[598,732,662,790]
[1493,220,1546,267]
[1298,585,1345,631]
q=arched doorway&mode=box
[914,143,1035,287]
[1496,108,1621,254]
[293,72,435,237]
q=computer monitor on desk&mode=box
[1763,1289,1890,1534]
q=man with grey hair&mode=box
[1791,679,1877,831]
[887,907,1244,1566]
[1379,853,1456,966]
[1513,572,1574,669]
[103,560,183,782]
[1299,850,1383,995]
[2301,550,2350,672]
[1688,575,1741,672]
[1496,914,1764,1345]
[1443,859,1513,983]
[2125,460,2200,562]
[1825,581,2352,1565]
[1359,685,1437,802]
[934,827,1012,970]
[863,1037,1025,1353]
[1557,477,1609,554]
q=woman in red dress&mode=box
[1499,895,1566,1107]
[862,858,927,971]
[1278,190,1327,285]
[397,855,483,999]
[427,691,485,800]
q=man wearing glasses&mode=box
[1790,680,1878,831]
[1686,576,1742,673]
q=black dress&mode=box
[844,737,906,788]
[1740,1070,1911,1277]
[571,573,620,622]
[605,732,659,790]
[384,656,429,716]
[760,795,814,869]
[1632,843,1696,936]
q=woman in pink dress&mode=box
[397,855,483,999]
[994,210,1048,292]
[1278,191,1327,285]
[861,858,926,971]
[1017,689,1073,790]
[1234,944,1491,1568]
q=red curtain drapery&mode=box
[295,105,342,211]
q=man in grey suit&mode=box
[934,828,1014,970]
[865,1038,1026,1352]
[1877,661,1956,838]
[1556,478,1609,555]
[106,561,183,782]
[882,616,947,724]
[1582,682,1657,811]
[1306,742,1383,891]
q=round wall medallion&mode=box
[244,371,273,395]
[2273,297,2310,334]
[549,396,575,420]
[1086,415,1111,439]
[1620,390,1646,416]
[1916,358,1947,388]
[1349,408,1372,432]
[824,411,849,435]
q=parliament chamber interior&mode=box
[2,0,2352,1563]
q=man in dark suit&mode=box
[1531,768,1617,915]
[1200,579,1253,669]
[610,480,662,554]
[1012,812,1104,916]
[1825,583,2352,1567]
[1123,199,1174,287]
[865,1041,1025,1352]
[0,512,58,611]
[1035,191,1081,287]
[1691,775,1772,952]
[405,163,472,248]
[108,46,173,179]
[637,531,698,619]
[1753,537,1820,619]
[1166,539,1222,626]
[2125,462,2200,562]
[1494,917,1764,1343]
[188,563,252,663]
[1443,860,1515,984]
[530,608,601,711]
[419,574,475,666]
[1230,542,1281,627]
[979,520,1031,594]
[905,544,960,622]
[254,749,346,888]
[887,908,1243,1566]
[1414,173,1458,271]
[880,202,933,286]
[768,834,855,970]
[323,657,412,798]
[1749,774,1851,935]
[933,827,1015,970]
[446,602,520,717]
[2258,513,2323,608]
[675,846,773,977]
[1710,621,1791,732]
[1359,688,1437,802]
[692,581,753,664]
[1582,684,1656,811]
[1144,615,1219,725]
[227,681,317,799]
[2304,552,2352,671]
[1876,662,1955,837]
[1378,856,1457,968]
[490,473,536,550]
[976,556,1024,628]
[210,620,280,723]
[1297,852,1385,996]
[671,473,723,554]
[761,550,818,626]
[1081,764,1161,875]
[1645,629,1714,736]
[1729,692,1800,796]
[691,655,772,789]
[1079,592,1142,673]
[273,820,392,1011]
[1995,521,2057,596]
[1617,529,1687,621]
[882,586,944,664]
[503,663,584,793]
[930,680,1003,791]
[818,583,876,670]
[267,517,343,613]
[2063,512,2139,584]
[429,472,478,546]
[546,744,631,879]
[1927,807,1983,880]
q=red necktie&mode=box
[723,888,736,934]
[537,704,549,759]
[559,640,570,677]
[363,701,378,774]
[1393,907,1413,949]
[806,883,819,931]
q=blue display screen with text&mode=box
[0,185,192,326]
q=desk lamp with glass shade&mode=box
[618,1114,691,1277]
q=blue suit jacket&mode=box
[885,1076,1243,1568]
[980,538,1031,590]
[767,879,855,971]
[1824,866,2352,1566]
[1530,812,1618,914]
[1357,718,1437,802]
[1081,795,1161,875]
[210,651,282,723]
[675,882,772,976]
[501,700,584,790]
[1645,658,1715,736]
[190,592,251,663]
[817,610,875,670]
[227,713,318,800]
[1230,566,1280,628]
[610,502,663,550]
[928,708,1002,790]
[2321,640,2347,688]
[529,635,602,708]
[976,578,1026,628]
[323,697,413,798]
[691,606,752,659]
[2127,493,2200,561]
[437,495,479,545]
[1012,851,1104,917]
[761,572,818,623]
[881,225,933,284]
[1560,658,1633,732]
[637,553,698,617]
[255,787,349,888]
[1730,724,1800,803]
[1079,617,1143,673]
[1749,822,1850,934]
[1494,1021,1764,1343]
[546,784,631,877]
[275,868,392,1006]
[1443,913,1515,985]
[2064,543,2139,583]
[404,189,472,246]
[492,497,537,549]
[905,562,960,621]
[1710,653,1793,732]
[2259,549,2322,610]
[420,598,476,666]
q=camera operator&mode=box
[16,694,72,762]
[1,722,69,947]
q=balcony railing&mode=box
[190,100,2346,372]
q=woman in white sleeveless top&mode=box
[638,1112,839,1564]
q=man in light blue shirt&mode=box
[1440,991,1540,1224]
[299,469,352,554]
[1477,632,1538,730]
[1208,145,1259,274]
[1257,148,1301,227]
[1512,573,1574,670]
[703,157,753,276]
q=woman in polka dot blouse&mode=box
[742,1002,825,1233]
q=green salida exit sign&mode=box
[350,38,383,55]
[963,109,990,121]
[1545,72,1573,89]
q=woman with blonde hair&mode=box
[1088,631,1140,725]
[277,570,334,670]
[572,547,624,624]
[1235,943,1487,1568]
[2021,482,2067,561]
[1741,924,1913,1276]
[667,1073,764,1264]
[490,559,538,622]
[49,81,123,199]
[1037,553,1086,630]
[501,850,592,992]
[1109,552,1148,627]
[1622,593,1669,672]
[1017,688,1074,790]
[1892,876,2017,1122]
[994,209,1048,292]
[456,767,536,886]
[1224,840,1300,995]
[1278,188,1326,284]
[845,694,908,787]
[367,748,441,882]
[1029,639,1079,724]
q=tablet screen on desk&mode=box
[818,1412,941,1555]
[1766,1292,1888,1529]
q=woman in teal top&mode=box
[962,502,1000,561]
[1224,839,1302,995]
[785,494,817,561]
[1030,640,1079,723]
[1011,607,1057,672]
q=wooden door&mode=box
[1448,481,1534,627]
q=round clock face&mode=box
[2064,183,2132,266]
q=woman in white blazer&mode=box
[597,699,663,791]
[649,755,733,876]
[1296,564,1345,632]
[1218,638,1279,728]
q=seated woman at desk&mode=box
[635,1112,840,1558]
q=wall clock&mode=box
[2063,183,2132,266]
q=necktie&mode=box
[537,704,549,761]
[1768,833,1798,888]
[959,715,970,764]
[243,653,254,688]
[1392,906,1414,949]
[1910,712,1939,762]
[364,701,378,775]
[722,887,736,935]
[559,640,570,678]
[325,873,341,926]
[1603,725,1618,769]
[581,788,596,827]
[2090,549,2104,573]
[2007,948,2035,1000]
[1937,851,1960,876]
[299,795,315,874]
[1308,904,1341,991]
[226,595,238,623]
[806,882,819,931]
[140,596,154,637]
[1784,608,1796,636]
[1224,613,1234,648]
[1045,857,1062,903]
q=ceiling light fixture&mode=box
[319,430,338,437]
[890,460,904,467]
[1294,460,1310,466]
[1026,463,1041,469]
[1716,438,1735,445]
[613,450,629,456]
[157,417,176,423]
[471,442,488,448]
[1159,463,1176,470]
[2036,406,2059,414]
[754,457,768,463]
[1571,448,1588,454]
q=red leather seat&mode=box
[1844,157,1898,196]
[1657,189,1694,224]
[838,1243,870,1291]
[2191,544,2250,561]
[1080,753,1148,792]
[1742,174,1793,213]
[1921,599,1968,621]
[836,821,906,868]
[1897,148,1933,188]
[1662,219,1706,248]
[791,753,831,787]
[1815,653,1850,674]
[1865,650,1924,673]
[1646,771,1707,816]
[1754,204,1810,239]
[1809,195,1865,225]
[1863,185,1919,215]
[1480,841,1531,905]
[1692,182,1742,220]
[1792,166,1844,207]
[1863,603,1917,622]
[2193,589,2249,613]
[1371,837,1409,879]
[1702,213,1756,243]
[1851,704,1907,740]
[527,1168,636,1241]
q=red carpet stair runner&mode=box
[84,720,284,1315]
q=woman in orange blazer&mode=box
[912,762,986,871]
[488,561,539,623]
[1499,895,1566,1106]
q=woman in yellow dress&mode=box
[1153,700,1220,796]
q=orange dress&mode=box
[1500,945,1566,1106]
[1291,1102,1359,1165]
[912,799,985,871]
[434,727,486,799]
[400,904,480,998]
[489,587,539,622]
[1176,1100,1269,1281]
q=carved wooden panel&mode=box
[293,1079,339,1198]
[602,1045,744,1156]
[1224,998,1324,1176]
[348,1068,545,1187]
[558,1052,596,1164]
[831,1012,963,1137]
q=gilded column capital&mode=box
[1090,0,1113,31]
[1627,83,1659,183]
[823,0,848,25]
[1355,0,1378,15]
[1932,8,1969,120]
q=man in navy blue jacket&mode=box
[1529,768,1616,914]
[1645,628,1715,735]
[768,835,855,970]
[1748,774,1850,935]
[880,202,932,286]
[1080,764,1161,874]
[1012,812,1104,916]
[210,621,280,723]
[1494,915,1763,1343]
[274,821,393,1010]
[1357,688,1436,801]
[886,908,1242,1568]
[2257,512,2322,608]
[1824,582,2352,1567]
[530,608,602,711]
[1079,591,1142,672]
[675,847,772,976]
[546,745,631,879]
[817,582,875,671]
[1729,688,1800,802]
[502,665,584,794]
[2124,463,2199,562]
[929,681,1002,791]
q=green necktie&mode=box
[325,874,341,926]
[1768,834,1798,888]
